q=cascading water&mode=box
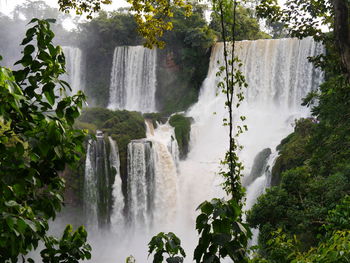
[107,46,157,112]
[127,139,155,231]
[88,122,180,262]
[127,121,179,231]
[145,122,179,228]
[109,137,124,233]
[62,46,83,94]
[84,141,99,229]
[83,133,121,230]
[177,37,324,253]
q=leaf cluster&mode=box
[148,232,186,263]
[194,198,251,263]
[0,18,90,262]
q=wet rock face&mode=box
[244,148,272,187]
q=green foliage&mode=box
[293,230,350,263]
[248,119,350,258]
[308,76,350,176]
[194,198,251,263]
[210,5,271,41]
[58,0,112,19]
[0,19,90,262]
[256,0,330,41]
[156,4,215,113]
[271,118,315,186]
[148,232,186,263]
[325,195,350,232]
[248,166,350,256]
[41,225,91,262]
[169,114,192,159]
[127,0,192,49]
[251,196,350,263]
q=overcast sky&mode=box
[0,0,130,16]
[0,0,130,29]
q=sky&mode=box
[0,0,130,29]
[0,0,129,13]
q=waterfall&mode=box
[62,46,83,94]
[84,141,99,229]
[107,46,157,112]
[84,133,123,230]
[126,121,179,232]
[177,37,324,253]
[146,122,179,227]
[127,139,155,231]
[109,137,124,232]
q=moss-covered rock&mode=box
[271,118,315,186]
[244,148,272,187]
[169,114,192,159]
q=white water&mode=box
[62,46,83,94]
[176,37,324,256]
[127,139,155,231]
[84,141,99,230]
[109,137,124,233]
[88,122,179,262]
[127,122,179,231]
[107,46,157,112]
[146,122,179,228]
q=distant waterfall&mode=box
[177,37,324,252]
[126,122,178,231]
[84,134,123,230]
[107,46,157,112]
[62,46,83,94]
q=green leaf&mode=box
[17,218,28,232]
[212,219,231,234]
[200,201,214,215]
[24,45,35,56]
[43,83,56,105]
[196,213,208,231]
[212,233,231,246]
[16,142,24,156]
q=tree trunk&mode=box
[333,0,350,80]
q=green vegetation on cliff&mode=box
[169,114,192,159]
